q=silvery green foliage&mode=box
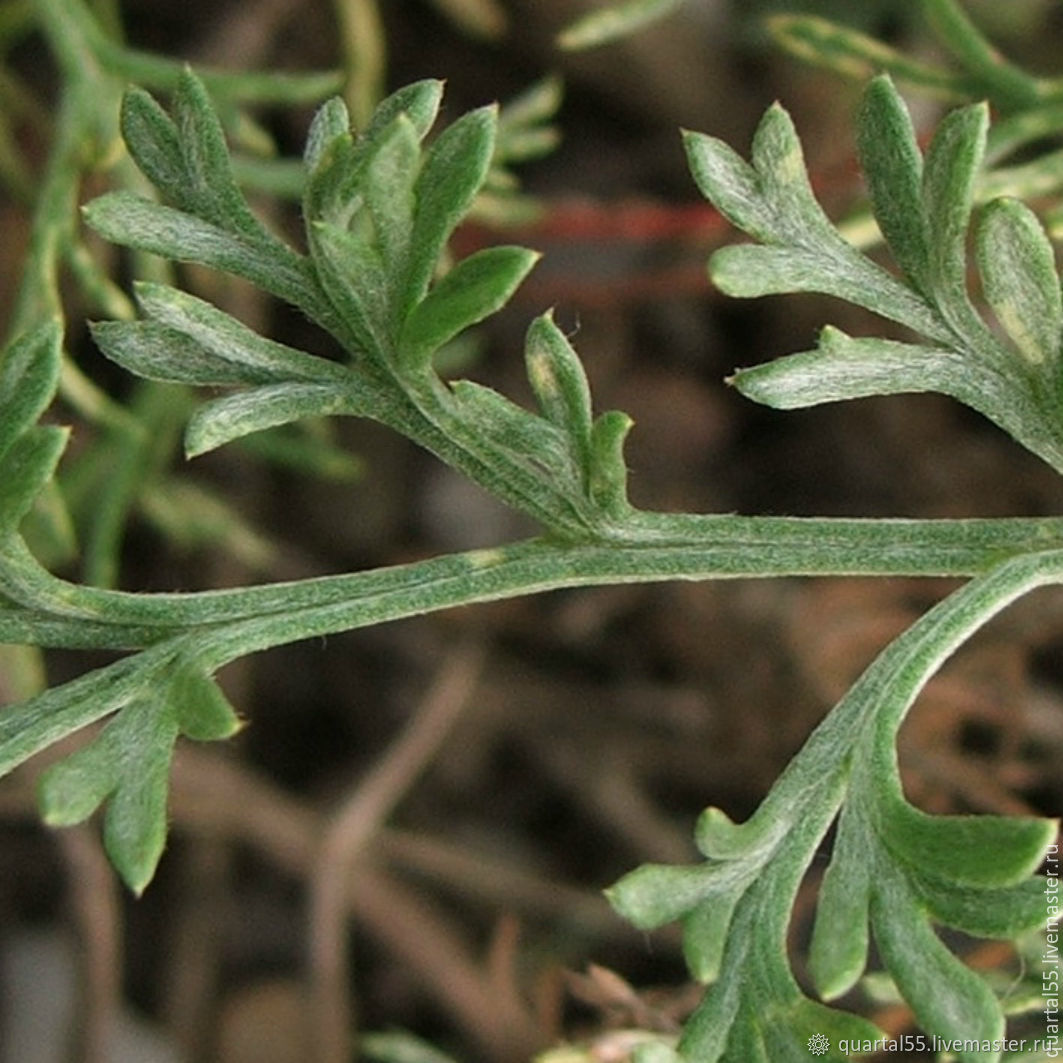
[606,77,1062,1063]
[687,76,1063,477]
[0,65,1058,1061]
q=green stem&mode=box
[922,0,1044,111]
[3,513,1062,650]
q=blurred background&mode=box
[2,1,1063,1060]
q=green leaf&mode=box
[399,246,539,371]
[557,0,686,51]
[976,197,1062,365]
[687,100,946,339]
[121,72,281,246]
[709,245,939,336]
[169,661,243,740]
[808,803,871,1000]
[92,320,260,386]
[913,872,1049,939]
[0,428,69,537]
[524,311,594,470]
[174,71,263,235]
[92,283,349,386]
[360,79,443,145]
[185,382,365,457]
[729,325,1063,475]
[870,868,1004,1063]
[39,694,178,894]
[364,115,420,274]
[694,805,782,860]
[0,322,62,462]
[748,102,834,244]
[118,86,185,204]
[587,410,632,517]
[680,885,745,983]
[38,660,241,894]
[682,130,777,246]
[730,326,966,409]
[879,799,1055,888]
[448,380,571,472]
[304,96,350,172]
[922,99,989,332]
[83,193,322,317]
[606,860,743,931]
[310,219,392,353]
[403,105,497,318]
[858,76,930,293]
[303,81,442,231]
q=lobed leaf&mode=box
[83,192,322,317]
[38,660,241,894]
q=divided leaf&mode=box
[123,70,272,241]
[870,869,1004,1063]
[699,75,1063,475]
[92,283,349,387]
[83,192,322,317]
[612,559,1059,1063]
[38,658,241,894]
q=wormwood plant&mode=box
[1,6,1062,1063]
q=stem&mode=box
[922,0,1043,111]
[4,513,1063,650]
[333,0,386,129]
